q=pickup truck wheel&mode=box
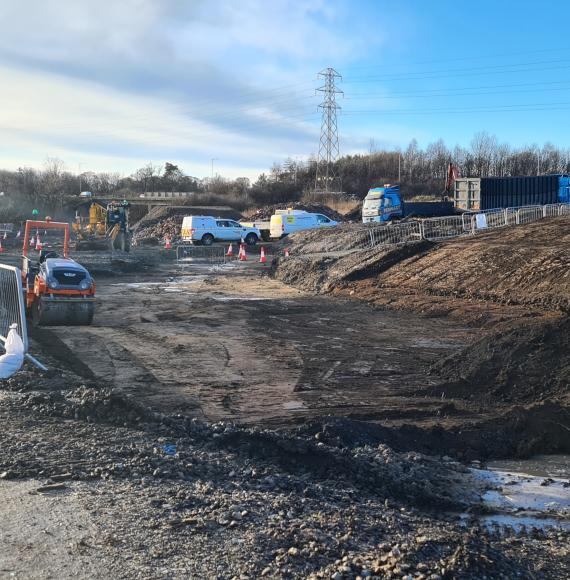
[201,234,214,246]
[244,233,258,246]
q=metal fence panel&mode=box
[176,245,227,264]
[516,206,544,225]
[0,264,28,351]
[422,215,468,240]
[368,221,422,248]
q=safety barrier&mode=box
[0,264,28,351]
[363,202,570,250]
[368,221,422,246]
[176,245,227,265]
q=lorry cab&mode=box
[269,210,338,238]
[181,215,260,246]
[362,185,403,223]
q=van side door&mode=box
[216,220,236,241]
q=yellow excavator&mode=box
[73,200,132,252]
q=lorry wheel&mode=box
[201,234,214,246]
[245,233,258,246]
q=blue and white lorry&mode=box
[362,185,403,223]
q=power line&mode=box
[344,46,570,71]
[344,59,570,83]
[314,68,343,194]
[342,100,570,115]
[345,85,570,101]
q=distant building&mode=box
[136,191,197,199]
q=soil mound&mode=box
[343,202,362,222]
[245,202,345,222]
[431,316,570,404]
[272,241,431,293]
[274,217,570,313]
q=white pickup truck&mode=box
[181,216,261,246]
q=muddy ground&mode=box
[1,216,569,578]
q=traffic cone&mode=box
[259,246,267,264]
[284,248,290,257]
[239,243,247,261]
[35,234,42,251]
[227,243,234,257]
[164,236,172,250]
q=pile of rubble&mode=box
[1,373,568,578]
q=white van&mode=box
[269,210,338,238]
[181,216,261,246]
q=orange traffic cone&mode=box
[259,246,267,264]
[35,235,42,251]
[284,248,290,257]
[239,243,247,261]
[164,236,172,250]
[227,243,234,257]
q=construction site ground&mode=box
[0,216,569,578]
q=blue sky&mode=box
[1,0,570,179]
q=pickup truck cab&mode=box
[269,210,338,238]
[181,215,260,246]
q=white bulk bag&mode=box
[0,325,24,379]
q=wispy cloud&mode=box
[0,0,384,177]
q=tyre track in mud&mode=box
[34,264,482,428]
[41,270,305,422]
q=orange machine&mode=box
[22,219,96,325]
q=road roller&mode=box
[21,219,95,326]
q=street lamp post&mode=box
[78,162,83,195]
[211,158,218,180]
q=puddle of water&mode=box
[470,461,570,531]
[209,295,272,302]
[112,276,207,293]
[283,400,308,411]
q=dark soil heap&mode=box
[431,315,570,404]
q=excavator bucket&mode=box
[32,297,95,326]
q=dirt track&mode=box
[36,263,476,429]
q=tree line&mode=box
[2,132,570,219]
[266,132,570,199]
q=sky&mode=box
[1,0,570,180]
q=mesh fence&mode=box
[0,265,28,351]
[356,203,570,252]
[176,245,227,264]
